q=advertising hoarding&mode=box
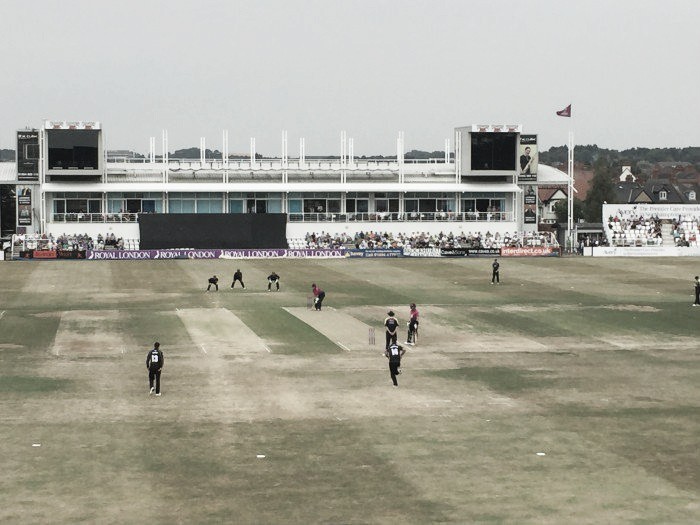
[518,135,538,182]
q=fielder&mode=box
[146,342,164,396]
[267,272,280,291]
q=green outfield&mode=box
[0,256,699,524]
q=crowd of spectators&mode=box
[295,231,354,249]
[13,233,131,251]
[289,230,558,250]
[605,211,700,247]
[670,216,700,247]
[607,212,663,247]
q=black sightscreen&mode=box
[470,132,517,171]
[47,130,99,170]
[139,214,288,249]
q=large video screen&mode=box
[470,132,517,171]
[47,129,100,170]
[139,214,288,249]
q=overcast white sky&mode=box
[1,0,698,156]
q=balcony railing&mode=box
[52,213,139,223]
[49,211,512,224]
[288,211,512,222]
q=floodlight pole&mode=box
[282,130,288,183]
[149,137,156,163]
[567,131,575,252]
[340,130,347,184]
[299,137,305,168]
[222,129,229,183]
[397,131,404,184]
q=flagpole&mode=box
[567,130,574,252]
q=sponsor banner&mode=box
[17,187,32,226]
[33,250,57,259]
[440,247,469,257]
[591,245,700,257]
[87,249,220,260]
[402,247,441,258]
[471,124,522,133]
[439,247,502,257]
[85,248,347,260]
[345,249,403,258]
[467,248,501,257]
[602,203,700,221]
[522,168,538,225]
[220,249,345,259]
[524,185,537,205]
[501,246,560,257]
[17,130,40,182]
[524,204,537,224]
[518,135,538,182]
[57,250,86,259]
[44,120,100,130]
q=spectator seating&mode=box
[289,230,559,250]
[606,212,663,247]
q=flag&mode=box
[557,104,572,117]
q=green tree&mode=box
[553,197,584,224]
[582,158,616,222]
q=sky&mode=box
[1,0,699,156]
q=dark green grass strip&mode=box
[5,420,448,524]
[553,405,700,492]
[429,366,559,394]
[233,307,343,355]
[0,375,73,394]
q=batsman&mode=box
[406,303,419,346]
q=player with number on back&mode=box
[146,342,164,396]
[385,342,406,387]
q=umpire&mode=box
[146,342,164,396]
[384,310,399,349]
